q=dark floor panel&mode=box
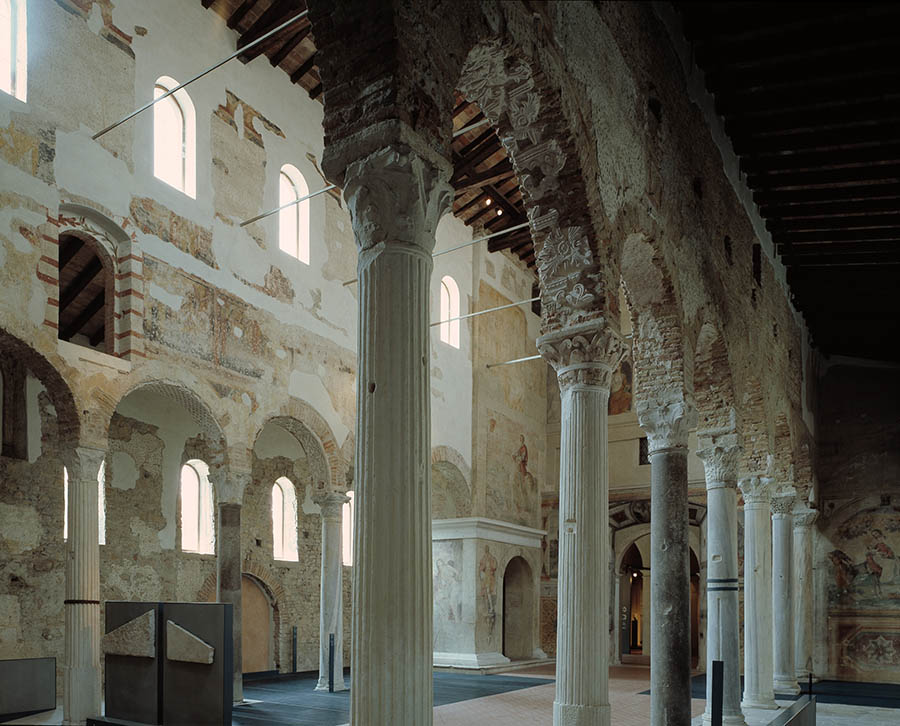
[234,671,554,726]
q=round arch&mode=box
[501,555,534,661]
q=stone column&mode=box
[342,145,451,726]
[793,506,818,683]
[641,569,652,658]
[772,488,800,695]
[214,470,249,703]
[538,320,624,726]
[738,476,776,710]
[639,401,696,726]
[314,491,349,691]
[63,446,104,725]
[697,436,745,726]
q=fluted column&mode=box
[772,488,800,695]
[64,446,104,725]
[539,320,624,726]
[343,145,451,726]
[793,506,817,683]
[639,400,696,726]
[314,491,350,691]
[697,436,745,726]
[213,469,249,703]
[738,476,776,710]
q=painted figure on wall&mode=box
[479,545,499,633]
[511,435,537,524]
[608,358,633,415]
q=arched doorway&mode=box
[241,575,275,674]
[620,542,645,655]
[502,556,533,660]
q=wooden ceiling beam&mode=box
[742,142,900,175]
[483,184,525,224]
[769,213,900,233]
[60,258,103,309]
[60,291,105,342]
[290,50,317,84]
[309,83,323,100]
[776,241,900,256]
[202,0,216,8]
[773,227,900,245]
[88,325,106,348]
[727,97,900,138]
[271,24,310,67]
[454,191,490,217]
[227,0,255,30]
[59,237,84,269]
[733,123,900,155]
[781,251,900,267]
[238,0,296,62]
[753,182,900,207]
[762,197,900,219]
[452,164,515,195]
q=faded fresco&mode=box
[824,502,900,682]
[541,494,559,581]
[478,544,500,639]
[485,410,539,528]
[608,356,633,416]
[433,540,466,651]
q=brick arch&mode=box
[0,326,80,448]
[691,317,738,435]
[253,399,344,490]
[58,203,144,359]
[430,445,471,489]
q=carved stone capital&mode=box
[637,399,697,453]
[209,468,250,505]
[792,506,818,529]
[696,433,742,489]
[771,486,798,517]
[69,446,106,483]
[738,475,773,506]
[342,145,452,255]
[313,491,350,521]
[537,320,625,392]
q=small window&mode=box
[342,491,354,567]
[278,164,310,263]
[180,460,215,554]
[439,275,460,348]
[0,0,26,102]
[63,462,107,546]
[272,476,299,561]
[153,76,196,197]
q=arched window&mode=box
[57,234,114,353]
[278,164,310,263]
[180,460,214,554]
[153,76,196,197]
[439,275,460,348]
[271,477,299,561]
[0,0,26,102]
[342,491,354,567]
[63,461,106,546]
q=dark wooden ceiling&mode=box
[199,0,534,268]
[675,1,900,362]
[58,235,107,349]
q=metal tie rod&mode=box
[452,117,490,138]
[486,354,542,369]
[240,184,337,227]
[429,296,538,327]
[92,11,309,140]
[342,222,530,286]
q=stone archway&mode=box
[502,556,534,660]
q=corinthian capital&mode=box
[313,490,350,521]
[738,475,773,506]
[771,486,798,517]
[537,319,625,391]
[637,398,696,453]
[342,145,452,253]
[792,506,818,529]
[696,432,741,488]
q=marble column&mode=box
[641,569,652,658]
[772,488,800,694]
[342,145,451,726]
[697,436,745,726]
[639,401,696,726]
[793,506,818,683]
[63,446,104,725]
[314,491,349,691]
[738,476,776,710]
[214,469,249,703]
[538,320,624,726]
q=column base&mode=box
[741,696,778,710]
[774,677,801,695]
[702,711,746,726]
[795,671,819,684]
[553,701,610,726]
[316,677,348,692]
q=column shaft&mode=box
[217,502,243,702]
[64,447,104,725]
[650,446,691,726]
[739,478,776,710]
[316,493,349,691]
[793,508,817,682]
[772,491,799,694]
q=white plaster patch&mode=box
[55,127,133,217]
[111,450,139,490]
[288,369,350,445]
[300,485,321,515]
[27,287,45,327]
[275,348,287,359]
[25,374,44,462]
[241,392,252,407]
[0,503,43,552]
[233,326,243,338]
[148,282,184,311]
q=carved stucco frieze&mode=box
[696,433,742,488]
[342,145,452,254]
[738,475,774,506]
[537,320,625,391]
[637,399,697,453]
